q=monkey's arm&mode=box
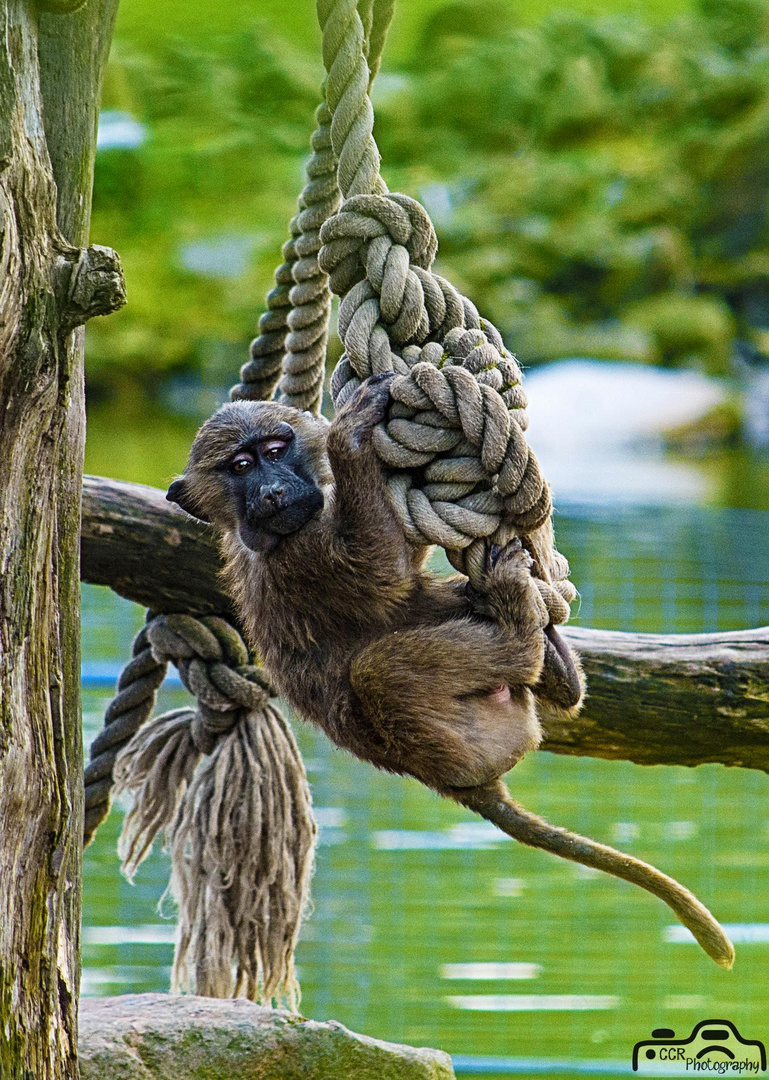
[452,779,734,970]
[326,374,414,562]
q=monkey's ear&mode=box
[166,478,211,524]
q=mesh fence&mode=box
[81,505,769,1077]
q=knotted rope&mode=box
[85,613,316,1007]
[89,0,576,1012]
[234,0,576,617]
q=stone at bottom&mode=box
[79,994,456,1080]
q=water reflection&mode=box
[81,499,769,1071]
[525,360,728,505]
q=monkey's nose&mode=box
[262,484,285,506]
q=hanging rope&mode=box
[231,1,395,411]
[84,618,167,845]
[236,0,576,618]
[84,613,316,1006]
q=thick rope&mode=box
[231,0,394,412]
[235,0,576,613]
[84,619,167,844]
[231,101,339,413]
[85,613,316,1008]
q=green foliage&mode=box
[89,0,769,395]
[88,24,319,394]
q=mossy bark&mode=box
[0,2,121,1077]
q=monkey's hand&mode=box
[326,372,412,572]
[329,372,395,454]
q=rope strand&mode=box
[231,0,396,412]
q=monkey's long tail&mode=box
[450,778,735,970]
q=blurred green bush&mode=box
[88,0,769,399]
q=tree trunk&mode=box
[0,3,122,1077]
[80,475,769,774]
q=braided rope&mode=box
[231,0,394,412]
[84,619,167,844]
[231,101,339,413]
[234,0,576,615]
[85,613,316,1008]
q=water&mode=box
[80,503,769,1078]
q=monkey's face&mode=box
[167,402,330,553]
[223,421,327,552]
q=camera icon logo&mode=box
[633,1020,766,1074]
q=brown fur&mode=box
[169,375,578,791]
[167,375,735,969]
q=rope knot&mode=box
[86,612,316,1008]
[317,181,552,566]
[234,0,577,617]
[319,192,436,279]
[142,614,274,754]
[320,193,441,352]
[85,614,274,844]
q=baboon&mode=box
[168,373,734,969]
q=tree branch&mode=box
[553,625,769,770]
[81,475,769,773]
[82,475,234,617]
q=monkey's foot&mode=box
[488,536,534,574]
[535,624,585,710]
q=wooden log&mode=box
[81,475,769,773]
[81,476,234,618]
[554,626,769,770]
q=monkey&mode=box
[167,372,734,970]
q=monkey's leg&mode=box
[450,778,735,970]
[350,620,544,789]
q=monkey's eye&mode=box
[229,452,255,475]
[261,439,289,462]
